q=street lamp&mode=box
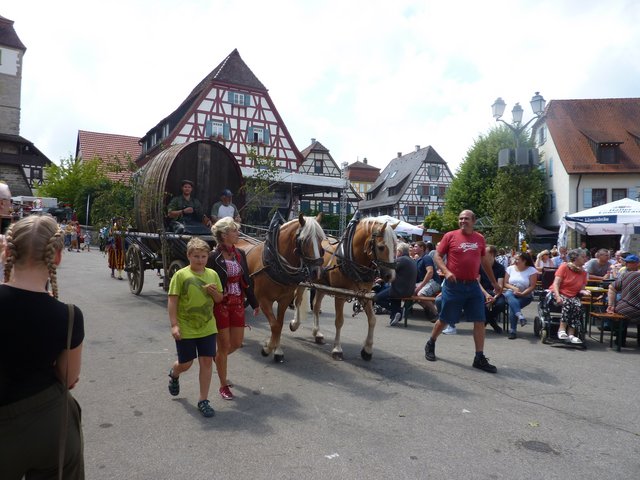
[491,92,546,148]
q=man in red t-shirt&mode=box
[424,210,502,373]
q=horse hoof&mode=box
[331,351,344,361]
[261,348,270,357]
[274,354,285,363]
[315,336,325,345]
[360,348,373,361]
[289,322,299,332]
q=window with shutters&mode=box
[428,165,440,180]
[229,91,249,106]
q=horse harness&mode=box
[328,213,396,284]
[256,212,321,286]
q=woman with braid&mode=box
[0,215,85,479]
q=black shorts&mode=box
[175,333,217,363]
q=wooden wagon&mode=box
[124,140,244,294]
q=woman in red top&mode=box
[552,248,590,344]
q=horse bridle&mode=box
[294,228,325,268]
[366,229,397,271]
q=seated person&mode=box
[166,180,210,233]
[210,189,241,224]
[503,252,538,339]
[584,248,612,282]
[606,254,640,344]
[535,250,554,271]
[374,243,417,327]
[414,241,441,319]
[479,245,505,334]
[552,248,591,344]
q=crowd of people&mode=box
[378,209,640,356]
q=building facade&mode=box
[358,146,453,223]
[0,15,51,195]
[532,98,640,229]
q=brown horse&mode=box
[290,216,397,361]
[238,213,326,363]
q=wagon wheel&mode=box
[126,244,144,295]
[166,260,187,289]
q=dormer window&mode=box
[389,170,397,179]
[161,123,170,139]
[597,143,620,164]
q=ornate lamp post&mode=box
[490,92,546,249]
[491,92,546,148]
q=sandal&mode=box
[197,399,215,417]
[557,330,569,340]
[168,369,180,396]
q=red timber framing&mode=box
[137,49,302,171]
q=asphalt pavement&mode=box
[57,249,640,480]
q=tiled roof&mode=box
[0,16,26,51]
[76,130,141,182]
[347,160,380,171]
[359,146,448,209]
[300,139,329,157]
[143,49,265,140]
[544,98,640,174]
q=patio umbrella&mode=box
[563,197,640,236]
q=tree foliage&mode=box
[37,156,110,224]
[445,126,531,220]
[239,148,280,224]
[487,164,546,247]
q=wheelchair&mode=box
[533,291,587,349]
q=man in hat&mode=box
[210,189,241,224]
[167,180,209,229]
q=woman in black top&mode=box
[0,215,85,479]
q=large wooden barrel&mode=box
[134,140,244,233]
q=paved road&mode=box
[58,249,639,479]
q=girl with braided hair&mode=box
[0,215,85,479]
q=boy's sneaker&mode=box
[197,399,215,417]
[168,369,180,396]
[473,355,497,373]
[442,325,457,335]
[219,385,234,400]
[389,312,402,326]
[424,340,436,361]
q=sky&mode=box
[4,0,640,174]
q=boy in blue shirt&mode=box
[167,237,223,417]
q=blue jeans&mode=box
[374,286,401,319]
[504,290,532,333]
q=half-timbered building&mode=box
[136,49,345,224]
[297,138,361,215]
[137,49,301,171]
[358,145,453,224]
[0,15,51,196]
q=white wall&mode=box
[0,47,19,76]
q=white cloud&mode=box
[4,0,639,174]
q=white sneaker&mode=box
[569,335,583,344]
[442,325,457,335]
[389,312,402,326]
[517,313,527,327]
[558,330,569,340]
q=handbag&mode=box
[58,304,75,480]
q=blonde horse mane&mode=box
[360,218,397,259]
[297,216,327,242]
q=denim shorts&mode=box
[439,280,486,324]
[175,333,217,363]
